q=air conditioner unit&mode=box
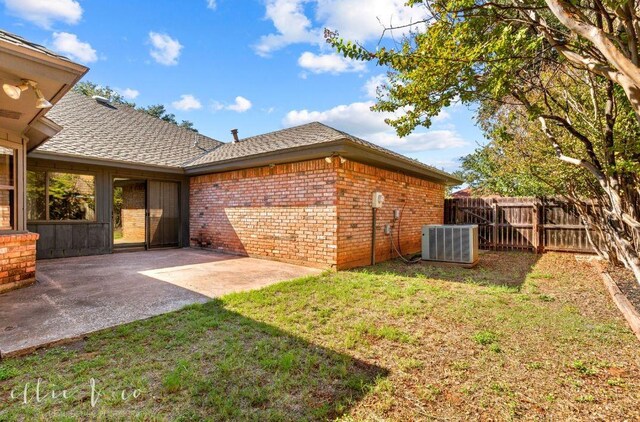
[422,225,479,267]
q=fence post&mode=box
[447,199,458,224]
[532,200,540,254]
[492,200,498,250]
[539,198,545,253]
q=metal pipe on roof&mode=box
[231,129,240,143]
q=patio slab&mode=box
[0,249,322,357]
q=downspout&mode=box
[371,207,377,265]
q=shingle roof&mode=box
[0,30,71,61]
[186,122,458,182]
[186,122,348,166]
[38,92,458,183]
[40,91,223,168]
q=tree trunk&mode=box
[539,116,640,284]
[578,184,640,283]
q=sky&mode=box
[0,0,485,173]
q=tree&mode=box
[73,81,135,107]
[137,104,166,119]
[457,145,556,197]
[74,81,198,132]
[327,1,640,283]
[178,120,197,131]
[137,104,198,132]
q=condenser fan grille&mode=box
[422,225,478,265]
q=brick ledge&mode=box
[0,232,40,243]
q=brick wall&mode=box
[189,158,445,269]
[121,183,146,243]
[336,162,444,269]
[190,159,338,268]
[0,232,38,293]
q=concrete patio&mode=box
[0,249,321,357]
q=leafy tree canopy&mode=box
[328,1,640,281]
[73,81,135,107]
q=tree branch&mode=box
[545,0,640,87]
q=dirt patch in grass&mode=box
[1,252,639,420]
[367,250,536,288]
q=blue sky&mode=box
[0,0,485,172]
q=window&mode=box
[27,170,46,220]
[0,146,16,230]
[27,170,96,221]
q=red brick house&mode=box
[1,31,460,294]
[187,124,451,269]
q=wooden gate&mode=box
[444,197,598,253]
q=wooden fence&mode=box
[444,197,598,253]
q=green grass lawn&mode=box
[1,252,639,420]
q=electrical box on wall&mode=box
[372,192,384,208]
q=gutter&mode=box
[24,117,63,152]
[184,139,347,174]
[28,150,186,175]
[342,140,463,186]
[29,138,462,185]
[184,138,462,185]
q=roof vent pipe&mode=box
[92,95,111,104]
[231,129,240,143]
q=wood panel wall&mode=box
[27,157,189,259]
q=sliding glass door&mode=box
[113,179,147,248]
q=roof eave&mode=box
[28,150,186,174]
[23,117,63,151]
[340,139,463,186]
[0,38,89,149]
[185,138,462,185]
[184,140,348,175]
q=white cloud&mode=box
[119,88,139,100]
[206,0,217,9]
[226,96,252,112]
[210,101,224,111]
[210,96,253,113]
[51,32,97,63]
[432,109,451,123]
[148,32,183,66]
[3,0,82,28]
[298,51,366,74]
[363,74,388,98]
[172,94,202,111]
[255,0,426,55]
[283,100,466,152]
[254,0,322,57]
[316,0,426,41]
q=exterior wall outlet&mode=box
[393,209,400,220]
[384,224,391,235]
[372,191,384,208]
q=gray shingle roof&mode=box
[0,29,71,61]
[40,91,223,168]
[186,122,457,182]
[38,92,458,183]
[186,122,348,166]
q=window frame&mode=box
[0,140,17,232]
[27,168,98,223]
